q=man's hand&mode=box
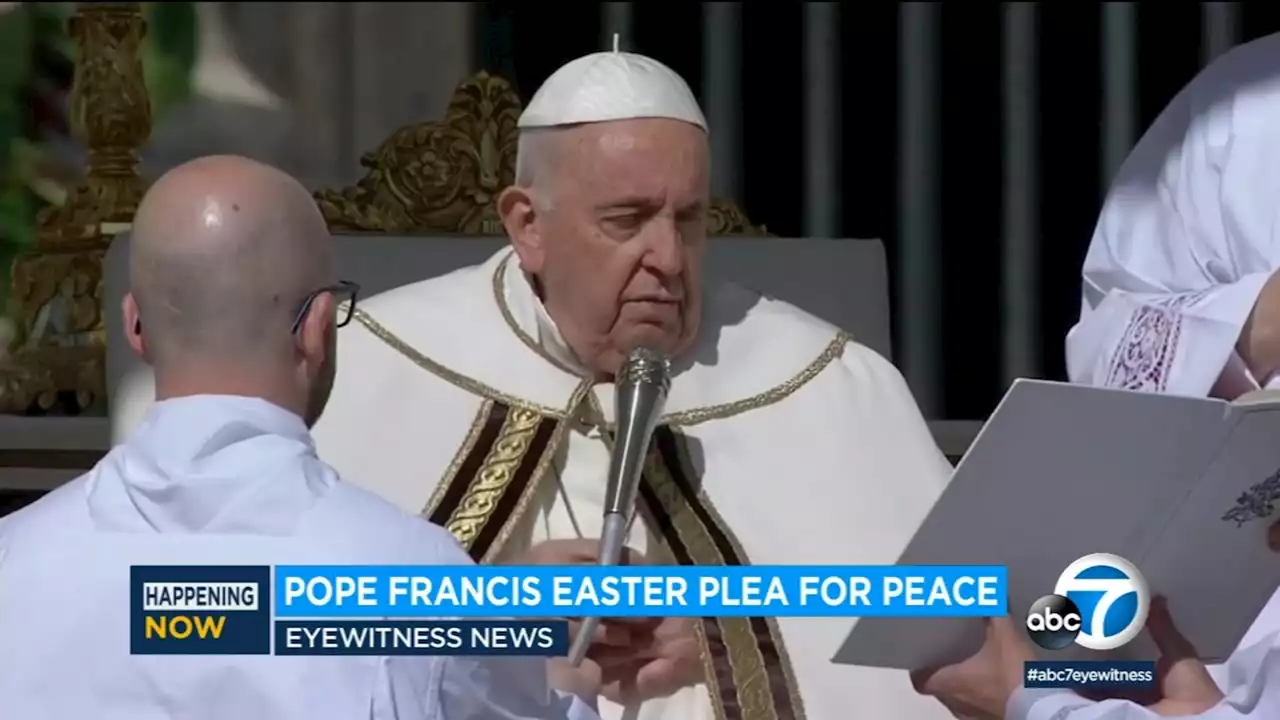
[1141,597,1223,716]
[1238,271,1280,383]
[910,617,1034,719]
[1267,519,1280,554]
[592,616,703,706]
[549,656,603,703]
[506,539,652,649]
[1079,598,1224,715]
[505,539,703,705]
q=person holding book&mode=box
[1042,30,1280,720]
[1066,33,1280,401]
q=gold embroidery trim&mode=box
[633,474,728,720]
[491,252,583,377]
[416,378,593,562]
[439,406,543,547]
[490,250,848,426]
[482,379,594,563]
[665,333,844,428]
[421,398,494,520]
[642,442,806,720]
[351,258,849,429]
[353,306,567,418]
[669,433,807,720]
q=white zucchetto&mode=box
[518,41,707,132]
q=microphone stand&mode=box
[566,348,669,667]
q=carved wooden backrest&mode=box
[312,72,766,237]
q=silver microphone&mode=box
[567,347,671,667]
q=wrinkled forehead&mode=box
[556,118,709,204]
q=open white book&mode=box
[833,379,1280,670]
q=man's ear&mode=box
[498,185,544,274]
[298,293,334,380]
[121,293,148,361]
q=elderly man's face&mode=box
[509,118,709,377]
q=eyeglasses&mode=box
[291,280,361,334]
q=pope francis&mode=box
[311,50,953,720]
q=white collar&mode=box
[87,394,332,534]
[500,252,592,377]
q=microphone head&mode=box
[618,346,672,393]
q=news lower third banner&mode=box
[131,564,1007,655]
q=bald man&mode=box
[308,52,952,720]
[0,156,602,720]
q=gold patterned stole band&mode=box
[637,427,807,720]
[424,396,807,720]
[424,399,562,563]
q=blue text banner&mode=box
[274,565,1008,618]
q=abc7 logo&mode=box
[1025,553,1150,651]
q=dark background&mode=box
[473,3,1280,420]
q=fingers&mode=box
[570,616,661,649]
[986,615,1021,641]
[909,666,939,694]
[528,538,607,564]
[603,614,662,628]
[1147,597,1222,703]
[1156,653,1223,708]
[587,621,637,647]
[601,669,642,706]
[631,656,690,702]
[589,642,659,668]
[1146,596,1195,661]
[548,657,603,698]
[1156,653,1219,694]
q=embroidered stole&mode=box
[423,399,807,720]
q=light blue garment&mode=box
[1007,634,1280,719]
[0,395,599,720]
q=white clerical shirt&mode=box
[310,247,955,720]
[0,395,598,720]
[1059,31,1280,720]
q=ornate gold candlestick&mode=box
[0,2,151,415]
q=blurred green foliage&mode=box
[0,4,35,265]
[143,2,197,122]
[0,1,196,325]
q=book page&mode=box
[1135,404,1280,663]
[834,380,1231,670]
[1233,388,1280,406]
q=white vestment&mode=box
[1064,32,1280,720]
[0,395,597,720]
[1066,33,1280,400]
[311,247,954,720]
